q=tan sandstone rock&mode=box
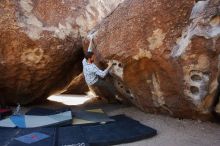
[0,0,124,104]
[90,0,220,119]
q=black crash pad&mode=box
[82,114,157,146]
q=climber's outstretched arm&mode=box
[88,38,94,52]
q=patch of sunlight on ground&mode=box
[47,94,94,105]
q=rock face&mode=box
[91,0,220,119]
[1,0,220,120]
[0,0,124,104]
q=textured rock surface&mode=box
[1,0,220,120]
[0,0,124,104]
[91,0,220,119]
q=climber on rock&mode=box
[82,38,119,102]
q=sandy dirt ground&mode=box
[18,96,220,146]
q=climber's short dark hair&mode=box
[85,51,94,60]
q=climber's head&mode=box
[85,51,95,63]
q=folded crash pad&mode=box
[26,107,114,125]
[0,111,72,128]
[25,107,71,116]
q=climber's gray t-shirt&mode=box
[82,58,109,85]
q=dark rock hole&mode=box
[191,74,202,81]
[126,90,131,94]
[118,63,122,68]
[190,86,199,94]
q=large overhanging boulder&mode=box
[0,0,124,104]
[91,0,220,119]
